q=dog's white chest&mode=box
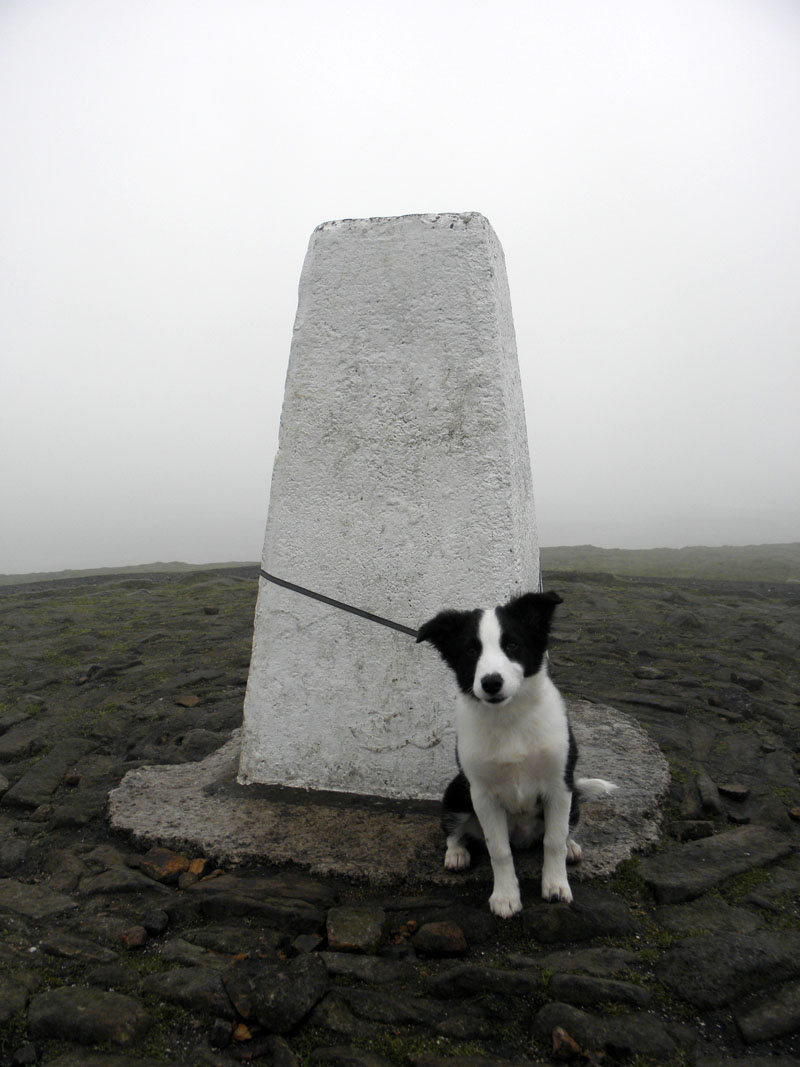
[479,746,560,813]
[457,676,569,814]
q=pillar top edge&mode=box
[313,212,492,234]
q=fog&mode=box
[2,0,799,574]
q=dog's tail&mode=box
[574,777,618,800]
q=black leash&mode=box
[259,569,419,638]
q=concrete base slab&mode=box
[109,702,669,886]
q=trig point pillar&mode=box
[239,213,538,800]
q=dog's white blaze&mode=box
[474,609,523,703]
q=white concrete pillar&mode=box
[239,213,538,800]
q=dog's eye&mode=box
[466,643,480,660]
[504,639,520,654]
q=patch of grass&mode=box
[606,858,649,902]
[717,866,772,905]
[772,784,799,805]
[0,1007,28,1059]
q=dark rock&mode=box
[184,923,286,958]
[293,933,324,954]
[696,768,723,815]
[719,782,750,801]
[2,738,94,807]
[426,962,545,998]
[141,908,170,935]
[639,824,793,903]
[731,671,763,692]
[0,973,29,1024]
[338,987,440,1027]
[39,932,119,964]
[223,953,328,1032]
[139,845,191,883]
[120,925,148,950]
[512,945,642,977]
[412,1059,531,1067]
[657,930,800,1008]
[310,1047,394,1067]
[0,721,48,762]
[142,965,236,1018]
[735,979,800,1042]
[676,819,714,841]
[320,952,413,984]
[85,962,141,992]
[309,992,361,1038]
[534,1001,679,1060]
[396,903,495,945]
[159,937,230,968]
[326,905,386,953]
[0,837,28,872]
[521,886,639,942]
[189,876,327,932]
[0,877,78,919]
[43,848,86,892]
[11,1042,37,1065]
[79,866,172,895]
[411,920,468,956]
[209,1015,233,1048]
[28,986,153,1045]
[709,686,754,718]
[632,665,670,679]
[43,1057,182,1067]
[547,973,651,1009]
[655,897,763,935]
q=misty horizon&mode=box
[2,0,798,574]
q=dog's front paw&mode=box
[566,839,582,864]
[541,875,573,904]
[444,844,471,871]
[489,889,522,918]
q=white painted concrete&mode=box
[239,213,539,799]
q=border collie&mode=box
[417,590,616,917]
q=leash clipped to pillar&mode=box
[260,570,419,638]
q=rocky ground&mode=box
[0,566,799,1067]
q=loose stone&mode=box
[547,973,651,1009]
[521,887,640,943]
[141,965,236,1019]
[223,953,328,1032]
[27,986,153,1046]
[426,962,545,998]
[320,952,414,985]
[735,979,800,1043]
[326,905,387,954]
[534,1001,680,1061]
[639,824,793,903]
[0,878,78,919]
[138,845,191,883]
[657,930,800,1008]
[120,925,148,950]
[411,920,468,956]
[39,932,119,964]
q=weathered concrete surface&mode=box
[109,701,669,886]
[240,212,539,800]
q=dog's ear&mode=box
[503,590,563,632]
[416,609,470,652]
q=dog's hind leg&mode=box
[442,772,479,871]
[443,811,476,870]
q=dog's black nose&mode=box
[481,673,503,696]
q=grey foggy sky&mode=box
[2,0,799,574]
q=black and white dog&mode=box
[417,590,616,917]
